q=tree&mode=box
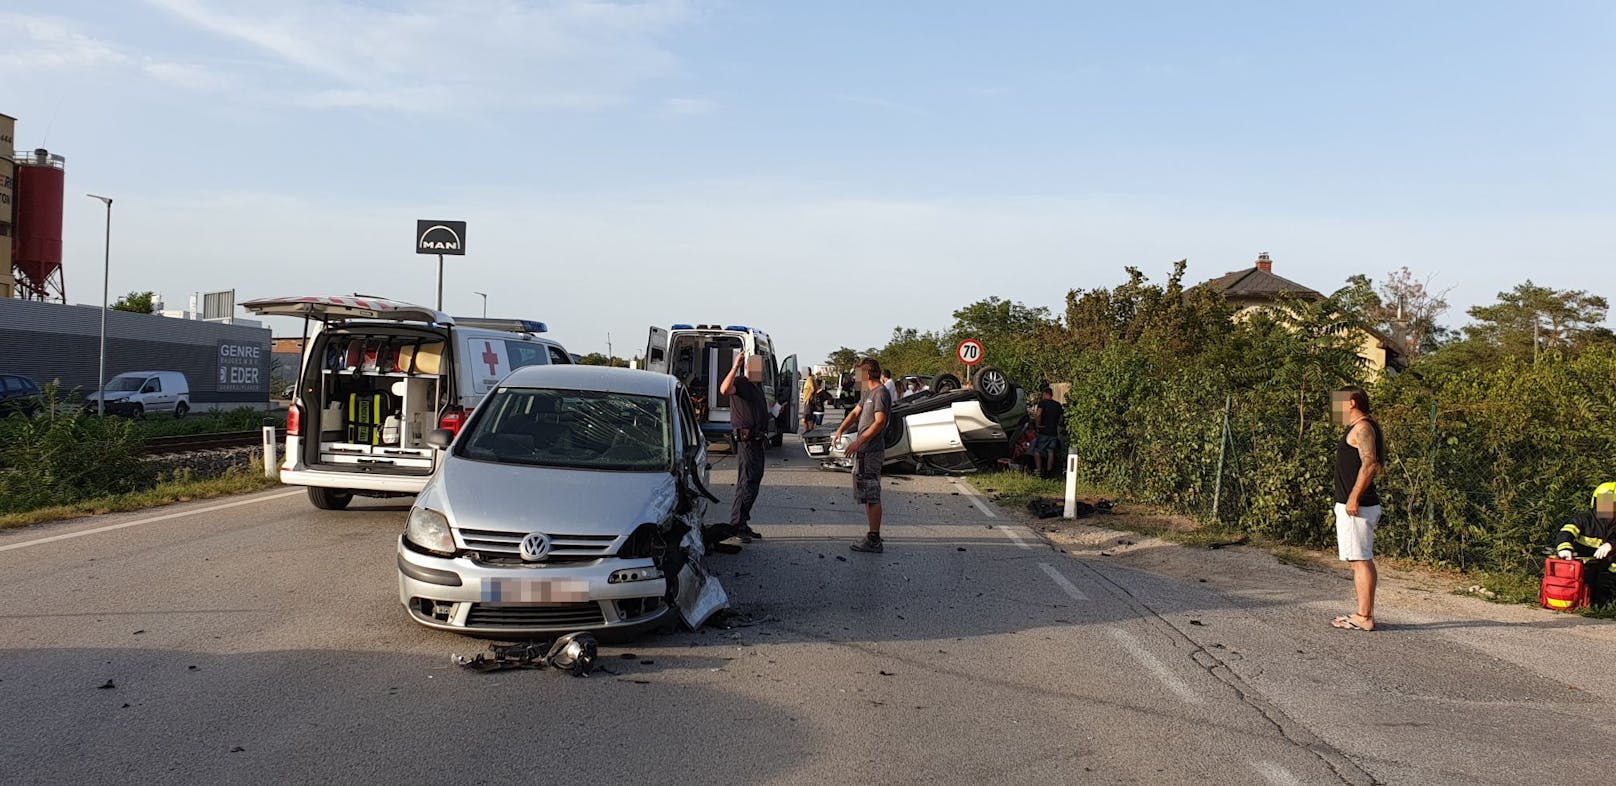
[111,291,155,314]
[872,327,949,377]
[1464,280,1610,363]
[1333,268,1452,360]
[825,347,860,372]
[577,353,630,368]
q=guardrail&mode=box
[141,430,284,455]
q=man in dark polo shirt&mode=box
[718,349,769,544]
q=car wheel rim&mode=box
[982,372,1007,397]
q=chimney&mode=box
[1255,252,1272,273]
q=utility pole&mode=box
[474,291,487,318]
[607,333,613,362]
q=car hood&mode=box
[424,455,679,536]
[87,391,135,402]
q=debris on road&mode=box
[453,633,599,676]
[96,680,115,690]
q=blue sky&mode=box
[4,1,1611,366]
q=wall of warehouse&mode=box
[0,299,270,407]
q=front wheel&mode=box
[174,402,189,418]
[130,404,144,418]
[307,486,354,511]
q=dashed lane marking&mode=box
[951,479,998,519]
[1109,628,1204,705]
[1039,562,1090,600]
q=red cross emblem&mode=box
[482,342,500,376]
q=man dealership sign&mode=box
[416,220,467,255]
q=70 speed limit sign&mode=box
[957,338,984,366]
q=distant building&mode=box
[1198,252,1406,378]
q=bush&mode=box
[0,385,154,513]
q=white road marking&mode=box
[1039,562,1090,600]
[1109,628,1203,705]
[0,490,304,553]
[952,479,998,519]
[1251,761,1303,786]
[998,525,1033,550]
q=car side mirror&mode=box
[425,429,454,450]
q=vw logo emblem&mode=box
[519,532,552,562]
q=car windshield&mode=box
[458,387,672,472]
[106,376,148,392]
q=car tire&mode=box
[174,402,189,418]
[932,373,961,394]
[972,366,1013,405]
[769,431,783,448]
[308,486,354,511]
[130,404,144,418]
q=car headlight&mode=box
[406,507,455,555]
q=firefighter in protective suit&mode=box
[1554,482,1616,605]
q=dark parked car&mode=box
[0,374,44,417]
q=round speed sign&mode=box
[957,338,984,366]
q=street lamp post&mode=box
[474,291,487,318]
[87,194,113,417]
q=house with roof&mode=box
[1198,253,1406,378]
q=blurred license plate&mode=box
[807,444,826,455]
[482,578,589,603]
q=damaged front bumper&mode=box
[803,431,855,471]
[397,537,673,636]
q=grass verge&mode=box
[966,471,1616,620]
[0,463,280,530]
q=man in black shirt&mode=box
[1032,386,1064,479]
[1330,386,1383,632]
[719,350,769,544]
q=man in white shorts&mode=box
[1331,386,1383,631]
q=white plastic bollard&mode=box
[262,426,278,478]
[1062,449,1080,518]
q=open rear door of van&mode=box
[780,354,799,425]
[645,326,670,373]
[241,296,449,325]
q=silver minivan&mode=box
[397,364,727,637]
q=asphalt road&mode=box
[3,437,1613,785]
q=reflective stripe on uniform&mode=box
[1576,536,1605,548]
[1561,524,1582,538]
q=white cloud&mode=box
[140,61,233,91]
[0,14,129,70]
[143,0,696,112]
[663,97,717,115]
[0,13,232,93]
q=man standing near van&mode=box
[834,358,892,554]
[1331,386,1383,632]
[719,350,769,544]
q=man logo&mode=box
[519,532,552,562]
[415,220,467,256]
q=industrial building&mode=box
[0,110,270,409]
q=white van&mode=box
[645,323,797,446]
[84,371,191,418]
[243,296,575,510]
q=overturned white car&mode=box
[803,366,1028,474]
